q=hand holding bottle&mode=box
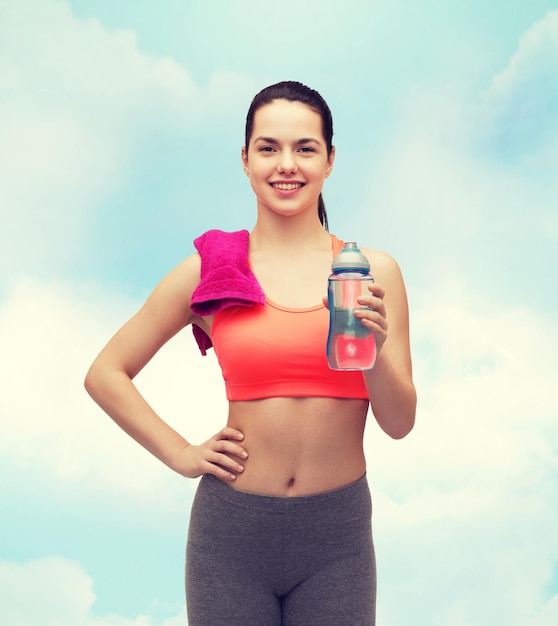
[326,242,387,370]
[353,282,388,353]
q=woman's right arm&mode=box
[84,254,247,481]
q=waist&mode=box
[226,397,368,496]
[199,471,371,509]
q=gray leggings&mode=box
[186,474,376,626]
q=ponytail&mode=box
[318,193,329,232]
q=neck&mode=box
[250,211,331,253]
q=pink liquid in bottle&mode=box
[332,329,377,370]
[326,242,376,371]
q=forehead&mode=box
[251,99,323,141]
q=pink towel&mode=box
[190,229,264,355]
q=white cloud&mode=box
[0,557,186,626]
[485,10,558,151]
[0,0,200,125]
[0,0,256,280]
[351,10,558,302]
[366,291,558,625]
[0,276,227,509]
[0,558,94,626]
[363,83,554,236]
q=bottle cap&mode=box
[332,242,370,272]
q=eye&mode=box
[299,146,315,153]
[258,145,276,153]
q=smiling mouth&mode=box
[270,182,304,191]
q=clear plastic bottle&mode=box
[326,242,376,370]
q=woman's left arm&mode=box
[355,249,417,439]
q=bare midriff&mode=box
[226,396,369,496]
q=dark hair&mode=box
[244,81,334,231]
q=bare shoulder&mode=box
[85,252,203,380]
[112,251,203,352]
[161,252,201,293]
[361,247,405,284]
[360,246,410,321]
[147,252,202,323]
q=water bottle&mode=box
[326,242,376,370]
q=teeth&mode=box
[272,183,302,190]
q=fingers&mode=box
[213,427,248,461]
[205,451,245,482]
[215,426,245,443]
[354,307,387,333]
[205,428,248,482]
[211,432,248,462]
[356,284,386,318]
[368,282,385,299]
[355,283,388,349]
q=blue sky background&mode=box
[1,1,557,624]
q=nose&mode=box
[277,150,298,174]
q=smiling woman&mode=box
[241,99,335,226]
[84,80,416,626]
[243,81,335,230]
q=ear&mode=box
[241,146,249,176]
[325,145,335,178]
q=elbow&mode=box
[84,360,104,401]
[84,359,131,407]
[386,414,415,440]
[83,364,97,399]
[379,387,417,440]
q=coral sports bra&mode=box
[211,235,369,401]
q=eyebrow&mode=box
[253,136,322,146]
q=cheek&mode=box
[247,167,267,192]
[248,160,271,180]
[308,162,330,179]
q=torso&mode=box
[227,397,368,496]
[194,232,370,496]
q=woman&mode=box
[85,81,416,625]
